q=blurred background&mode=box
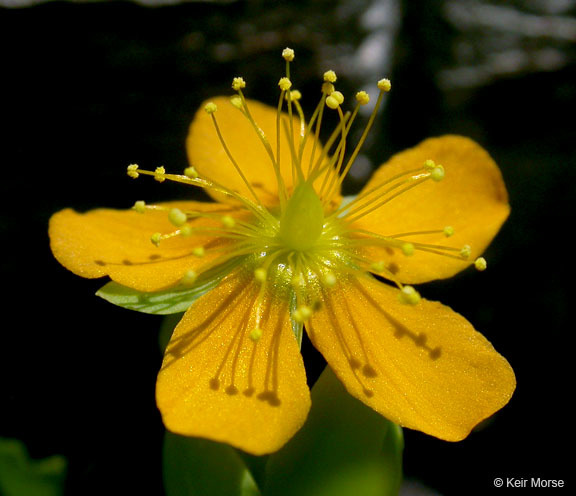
[2,0,574,494]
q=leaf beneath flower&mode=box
[96,278,222,315]
[264,366,404,496]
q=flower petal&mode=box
[187,96,338,207]
[352,135,510,283]
[49,201,239,292]
[156,273,311,455]
[306,276,515,441]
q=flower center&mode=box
[279,181,324,251]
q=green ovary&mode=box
[279,182,325,251]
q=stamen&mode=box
[254,267,267,283]
[192,246,205,257]
[168,208,188,227]
[180,225,192,237]
[329,77,393,196]
[460,245,472,259]
[230,95,243,109]
[151,232,162,247]
[430,164,445,182]
[127,164,140,179]
[292,305,313,323]
[343,172,432,224]
[323,70,337,83]
[205,103,261,203]
[371,261,386,272]
[401,242,415,256]
[326,90,344,110]
[282,47,295,62]
[355,91,370,105]
[154,166,166,183]
[474,257,487,271]
[377,78,392,92]
[322,271,337,288]
[181,270,197,286]
[278,77,292,91]
[221,215,236,228]
[231,77,246,91]
[288,89,302,101]
[249,327,263,342]
[184,166,199,178]
[398,285,421,305]
[132,200,146,213]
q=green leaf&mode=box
[263,366,404,496]
[163,432,260,496]
[0,438,67,496]
[96,277,222,315]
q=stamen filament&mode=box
[344,174,432,223]
[209,112,261,203]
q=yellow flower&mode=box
[49,49,515,456]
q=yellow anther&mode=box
[292,305,313,323]
[398,285,421,305]
[322,271,337,288]
[326,95,341,110]
[221,215,236,228]
[168,208,187,227]
[401,242,415,256]
[322,82,335,95]
[287,89,302,101]
[371,261,386,272]
[474,257,487,271]
[443,226,455,237]
[326,90,344,109]
[332,91,344,104]
[154,166,166,183]
[254,267,267,283]
[232,77,246,91]
[133,200,146,213]
[249,327,263,342]
[377,78,392,92]
[282,47,295,62]
[192,246,205,257]
[355,91,370,105]
[230,95,243,109]
[291,274,305,288]
[460,245,472,259]
[204,102,218,114]
[430,164,445,182]
[184,166,199,178]
[180,225,193,237]
[127,164,139,179]
[424,159,436,169]
[181,269,197,287]
[151,232,162,246]
[278,77,292,91]
[323,70,337,83]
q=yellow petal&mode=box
[49,201,239,292]
[352,135,510,283]
[187,96,339,207]
[156,273,311,455]
[306,276,515,441]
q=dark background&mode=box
[2,0,574,494]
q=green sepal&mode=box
[163,432,261,496]
[263,366,404,496]
[96,277,221,315]
[0,437,67,496]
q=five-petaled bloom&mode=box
[49,49,515,455]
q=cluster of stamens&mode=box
[125,48,487,345]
